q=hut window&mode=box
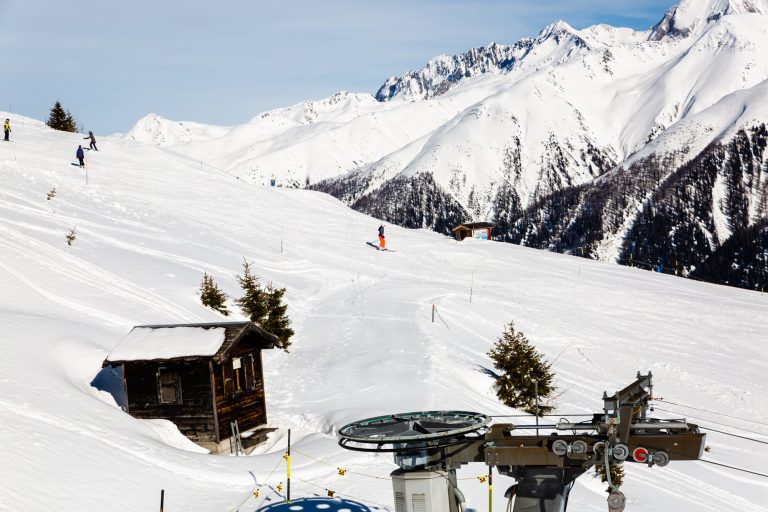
[244,353,256,390]
[232,357,244,393]
[222,362,234,396]
[157,368,181,404]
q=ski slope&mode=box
[1,117,767,512]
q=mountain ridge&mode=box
[122,0,768,290]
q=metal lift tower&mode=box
[337,372,705,512]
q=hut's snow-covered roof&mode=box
[106,326,226,362]
[104,322,278,365]
[452,222,494,231]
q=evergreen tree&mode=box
[261,283,294,351]
[595,463,625,493]
[235,260,293,352]
[47,101,78,132]
[487,322,555,416]
[235,259,269,322]
[199,272,230,316]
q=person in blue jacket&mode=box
[76,145,85,167]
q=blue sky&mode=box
[0,0,673,133]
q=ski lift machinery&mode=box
[337,372,705,512]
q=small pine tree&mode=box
[487,322,555,416]
[235,259,294,352]
[235,259,269,322]
[47,101,78,132]
[199,272,230,316]
[595,463,625,492]
[261,283,294,351]
[66,225,77,246]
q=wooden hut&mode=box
[103,321,277,454]
[452,222,494,241]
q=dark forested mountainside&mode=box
[499,125,768,290]
[315,173,469,234]
[691,219,768,289]
[314,125,767,291]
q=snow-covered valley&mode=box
[1,115,766,511]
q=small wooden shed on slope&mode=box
[103,321,277,454]
[452,222,494,241]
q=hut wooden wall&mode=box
[212,347,267,438]
[124,360,216,442]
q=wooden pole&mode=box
[160,489,164,512]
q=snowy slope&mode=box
[625,77,768,165]
[2,117,767,512]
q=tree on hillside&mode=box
[235,259,268,322]
[260,283,294,351]
[47,101,78,132]
[595,462,625,493]
[487,322,555,416]
[235,259,294,352]
[199,272,230,316]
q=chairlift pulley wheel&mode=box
[337,410,490,450]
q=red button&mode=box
[633,447,648,462]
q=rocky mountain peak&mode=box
[650,0,768,40]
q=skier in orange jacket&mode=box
[378,224,386,250]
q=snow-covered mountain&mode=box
[650,0,768,39]
[126,113,230,147]
[122,0,768,289]
[2,112,768,512]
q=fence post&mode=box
[534,379,540,436]
[287,429,291,503]
[488,466,493,512]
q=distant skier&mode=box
[378,224,386,250]
[84,131,98,151]
[3,119,10,141]
[76,145,85,168]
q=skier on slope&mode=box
[378,224,386,251]
[3,119,10,141]
[76,145,85,168]
[83,131,98,151]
